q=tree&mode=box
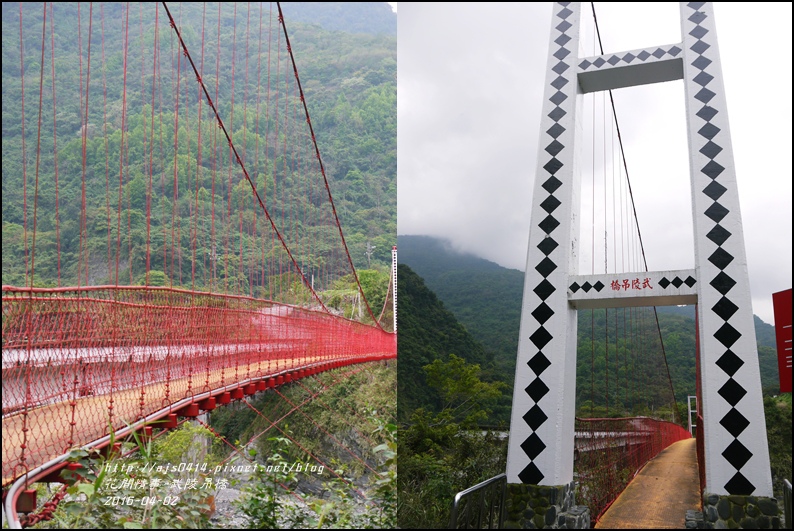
[423,354,504,426]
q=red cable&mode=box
[50,2,62,286]
[251,3,264,297]
[30,3,48,288]
[20,3,29,287]
[241,3,251,296]
[210,2,221,292]
[79,4,93,287]
[192,4,207,292]
[171,5,182,288]
[116,3,130,286]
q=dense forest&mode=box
[2,3,396,297]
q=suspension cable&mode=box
[590,2,680,423]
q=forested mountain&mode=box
[2,3,396,290]
[398,234,783,423]
[396,263,495,422]
[280,2,396,36]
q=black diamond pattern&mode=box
[553,48,571,61]
[518,462,544,485]
[545,140,564,157]
[552,61,569,75]
[706,225,731,246]
[531,303,555,324]
[669,45,682,56]
[593,57,605,68]
[716,350,744,376]
[672,277,684,288]
[607,55,620,65]
[694,71,715,87]
[722,439,753,470]
[714,322,742,348]
[549,91,568,106]
[547,123,565,138]
[542,176,563,194]
[579,59,592,70]
[594,281,604,292]
[696,105,718,122]
[688,3,706,11]
[539,215,560,234]
[713,297,739,321]
[530,326,553,349]
[534,280,556,301]
[698,123,720,140]
[652,48,665,58]
[523,405,549,431]
[720,408,750,437]
[718,378,748,407]
[535,257,557,277]
[705,202,729,223]
[700,141,723,159]
[659,277,671,289]
[638,50,650,61]
[710,271,737,295]
[692,55,712,70]
[684,276,697,287]
[540,195,561,214]
[543,157,563,175]
[623,52,635,63]
[688,11,707,25]
[551,76,569,90]
[556,20,572,33]
[703,181,727,201]
[526,379,551,402]
[702,160,725,179]
[569,282,580,293]
[558,7,573,19]
[528,353,552,375]
[708,247,734,270]
[690,26,708,40]
[691,41,711,58]
[724,472,755,495]
[695,87,716,103]
[520,434,546,461]
[555,34,571,46]
[582,282,592,293]
[548,107,566,122]
[537,237,559,256]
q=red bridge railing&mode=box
[575,416,691,524]
[2,285,395,487]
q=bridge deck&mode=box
[595,438,700,528]
[1,353,387,486]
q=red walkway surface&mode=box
[595,438,700,528]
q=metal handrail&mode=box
[784,479,792,530]
[449,473,506,529]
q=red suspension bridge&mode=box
[2,2,396,525]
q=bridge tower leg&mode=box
[504,2,777,528]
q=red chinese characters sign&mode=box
[772,289,792,393]
[610,278,653,291]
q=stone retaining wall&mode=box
[685,493,782,529]
[504,482,590,529]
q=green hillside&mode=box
[2,3,396,289]
[396,263,495,422]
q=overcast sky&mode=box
[397,2,792,325]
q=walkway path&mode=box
[596,438,700,528]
